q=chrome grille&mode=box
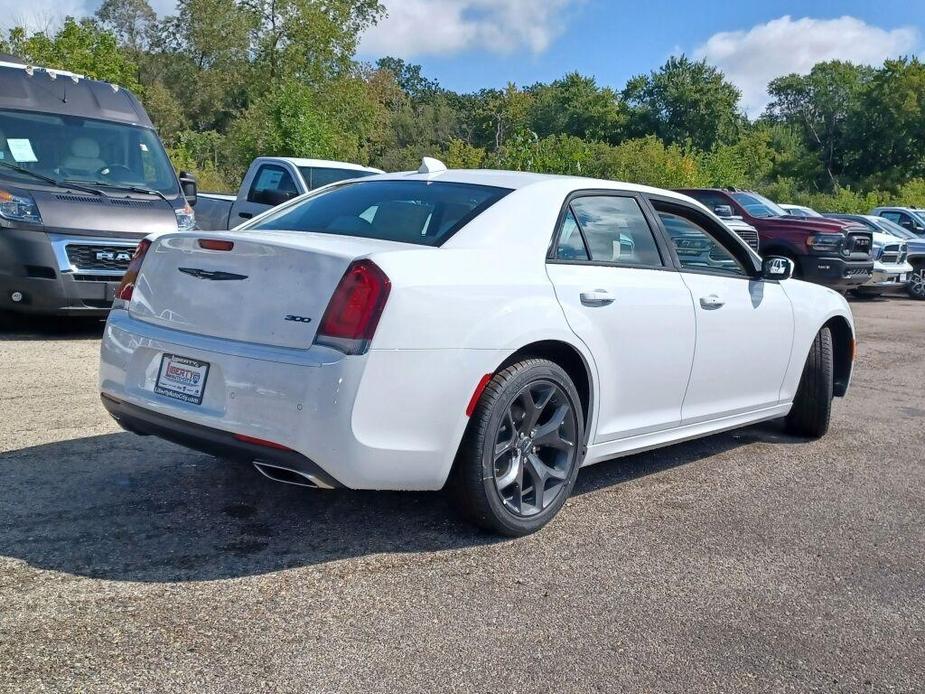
[65,244,137,272]
[733,228,760,251]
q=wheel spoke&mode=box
[495,454,521,491]
[524,453,547,509]
[533,405,574,450]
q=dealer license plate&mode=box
[154,354,210,405]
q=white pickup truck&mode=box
[195,157,384,230]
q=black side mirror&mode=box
[714,205,734,217]
[762,256,794,281]
[178,170,198,207]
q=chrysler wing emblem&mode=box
[178,267,249,281]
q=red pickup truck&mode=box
[677,188,874,291]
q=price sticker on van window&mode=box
[7,138,37,163]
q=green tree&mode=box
[623,55,742,151]
[5,18,140,91]
[766,61,873,189]
[95,0,157,52]
[526,73,625,143]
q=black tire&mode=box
[785,327,834,438]
[451,359,585,536]
[907,266,925,300]
[849,287,883,299]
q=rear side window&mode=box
[248,180,511,246]
[299,167,376,190]
[554,195,663,267]
[248,164,299,205]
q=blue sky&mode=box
[2,0,923,115]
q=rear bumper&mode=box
[0,228,131,315]
[99,309,506,490]
[800,256,873,289]
[101,393,343,487]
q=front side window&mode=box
[0,108,179,195]
[248,180,510,246]
[555,195,663,267]
[247,165,299,205]
[658,210,749,277]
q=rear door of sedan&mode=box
[649,197,794,422]
[545,190,696,443]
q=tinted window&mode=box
[555,209,589,260]
[561,195,662,266]
[248,164,299,205]
[686,190,733,214]
[248,180,510,246]
[299,166,376,190]
[659,211,748,277]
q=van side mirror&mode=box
[714,204,734,217]
[178,171,198,207]
[762,256,794,281]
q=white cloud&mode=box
[695,15,920,116]
[358,0,578,58]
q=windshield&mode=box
[868,216,917,239]
[249,180,511,246]
[730,192,787,218]
[0,109,179,195]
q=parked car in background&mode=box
[781,203,823,218]
[195,157,384,230]
[676,188,873,292]
[829,213,925,299]
[712,204,760,251]
[0,57,197,316]
[100,161,856,536]
[871,207,925,237]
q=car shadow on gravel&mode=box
[0,312,105,340]
[0,421,804,583]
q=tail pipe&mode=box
[252,461,334,489]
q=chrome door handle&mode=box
[580,290,614,307]
[699,294,725,309]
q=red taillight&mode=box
[233,433,292,451]
[314,259,391,355]
[198,238,234,251]
[113,238,152,306]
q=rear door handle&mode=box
[699,294,725,309]
[580,290,615,307]
[238,212,253,219]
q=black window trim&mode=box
[247,163,298,204]
[546,189,673,271]
[645,194,763,280]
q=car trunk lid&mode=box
[129,231,420,349]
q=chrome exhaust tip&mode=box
[252,461,334,489]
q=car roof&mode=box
[363,168,700,204]
[0,60,152,127]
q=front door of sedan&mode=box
[651,200,794,423]
[546,193,696,443]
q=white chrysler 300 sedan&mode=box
[99,161,855,535]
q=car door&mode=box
[231,163,302,224]
[545,192,696,442]
[651,198,794,423]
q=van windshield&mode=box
[0,109,179,195]
[248,180,511,246]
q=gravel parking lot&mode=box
[1,299,923,693]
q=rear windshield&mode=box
[248,180,511,246]
[297,166,377,190]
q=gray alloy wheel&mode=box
[491,380,578,517]
[451,358,585,536]
[908,268,925,300]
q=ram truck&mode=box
[677,188,873,291]
[195,157,383,230]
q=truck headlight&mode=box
[0,189,42,224]
[806,233,843,252]
[872,242,884,260]
[175,202,196,231]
